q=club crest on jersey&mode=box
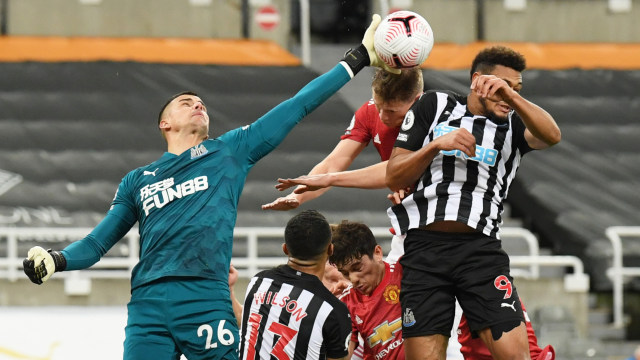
[401,110,414,131]
[190,144,208,159]
[383,285,400,305]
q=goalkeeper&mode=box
[22,14,397,360]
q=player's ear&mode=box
[373,245,383,260]
[327,243,334,257]
[282,243,289,256]
[159,118,170,131]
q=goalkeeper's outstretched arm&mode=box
[22,204,135,284]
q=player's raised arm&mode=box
[386,127,477,192]
[470,73,560,149]
[240,14,399,165]
[22,207,136,284]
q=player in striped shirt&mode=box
[239,210,352,360]
[21,14,397,360]
[385,46,561,360]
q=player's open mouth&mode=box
[497,104,511,113]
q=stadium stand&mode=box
[1,40,640,286]
[508,70,640,293]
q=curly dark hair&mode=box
[372,67,423,104]
[284,210,331,260]
[470,46,526,80]
[329,220,377,268]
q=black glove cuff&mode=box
[341,44,370,76]
[47,249,67,272]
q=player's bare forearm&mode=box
[473,74,560,149]
[280,139,365,204]
[306,139,365,177]
[288,149,340,203]
[508,94,561,149]
[345,340,357,360]
[324,161,388,189]
[277,161,387,193]
[387,128,476,191]
[386,145,438,191]
[478,76,560,149]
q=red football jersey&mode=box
[339,261,404,360]
[457,300,555,360]
[340,100,400,161]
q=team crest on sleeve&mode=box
[383,285,400,305]
[401,110,415,131]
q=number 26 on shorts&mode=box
[198,320,236,350]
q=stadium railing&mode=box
[605,226,640,328]
[0,226,588,292]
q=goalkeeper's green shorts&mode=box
[124,277,239,360]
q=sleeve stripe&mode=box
[339,61,355,79]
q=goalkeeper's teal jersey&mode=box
[62,63,353,290]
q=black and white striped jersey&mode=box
[239,265,351,360]
[387,90,534,239]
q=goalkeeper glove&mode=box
[342,14,401,75]
[361,14,401,74]
[23,246,67,284]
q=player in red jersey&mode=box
[330,220,405,360]
[329,220,554,360]
[262,67,423,211]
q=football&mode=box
[374,10,434,69]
